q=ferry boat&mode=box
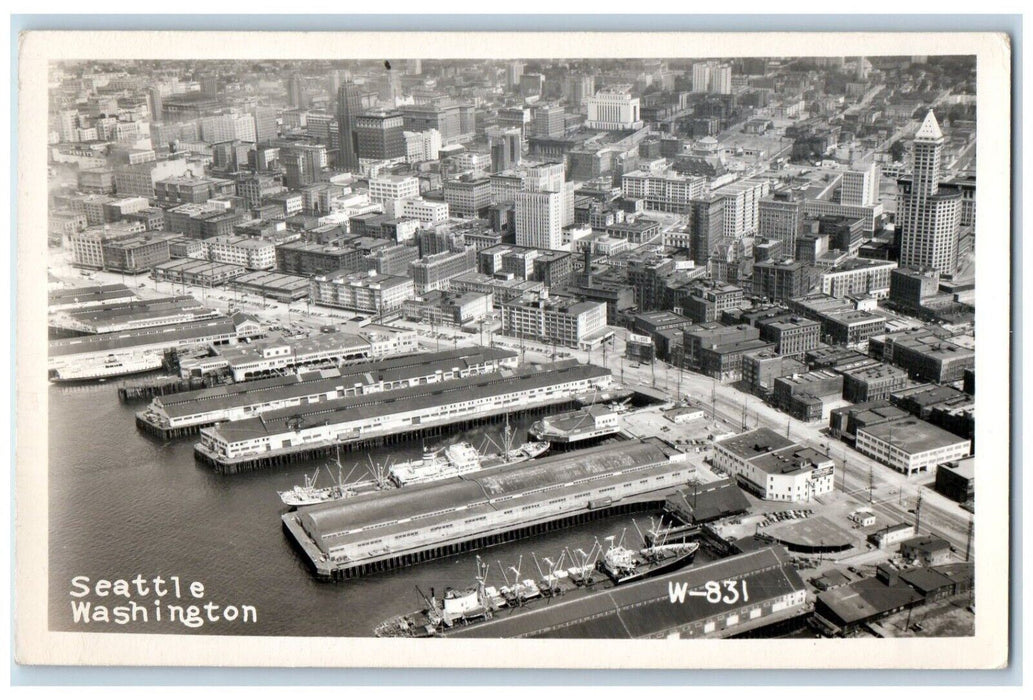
[49,354,164,383]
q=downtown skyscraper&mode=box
[336,82,362,172]
[897,110,962,275]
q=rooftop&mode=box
[842,362,909,381]
[859,417,971,454]
[448,547,803,639]
[748,445,832,476]
[817,575,924,626]
[716,427,796,461]
[915,110,944,141]
[298,437,675,551]
[210,362,610,443]
[49,317,237,358]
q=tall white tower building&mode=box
[841,163,880,206]
[897,111,962,274]
[515,190,563,250]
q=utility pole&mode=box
[965,518,974,562]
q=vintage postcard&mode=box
[15,30,1011,669]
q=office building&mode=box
[841,163,880,207]
[585,86,643,131]
[715,178,771,238]
[404,129,441,163]
[310,270,415,314]
[368,174,420,204]
[488,127,522,173]
[622,170,707,214]
[280,143,327,189]
[758,192,804,250]
[515,190,563,250]
[354,111,406,161]
[532,104,566,138]
[689,196,726,265]
[199,113,256,144]
[897,111,962,274]
[855,417,971,476]
[336,82,363,171]
[443,176,492,218]
[500,295,608,349]
[713,428,835,502]
[752,259,819,302]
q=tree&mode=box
[889,140,906,163]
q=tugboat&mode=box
[596,525,700,585]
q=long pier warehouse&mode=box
[282,438,695,580]
[196,360,613,472]
[48,316,246,373]
[445,546,808,639]
[137,346,519,438]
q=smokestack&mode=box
[583,245,593,287]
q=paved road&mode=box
[50,251,973,552]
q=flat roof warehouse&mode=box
[156,348,517,420]
[296,438,684,554]
[205,361,610,443]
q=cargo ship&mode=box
[278,432,549,507]
[373,527,699,637]
[597,534,700,585]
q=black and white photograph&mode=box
[14,29,1012,670]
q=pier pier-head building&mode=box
[197,362,613,467]
[284,438,693,579]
